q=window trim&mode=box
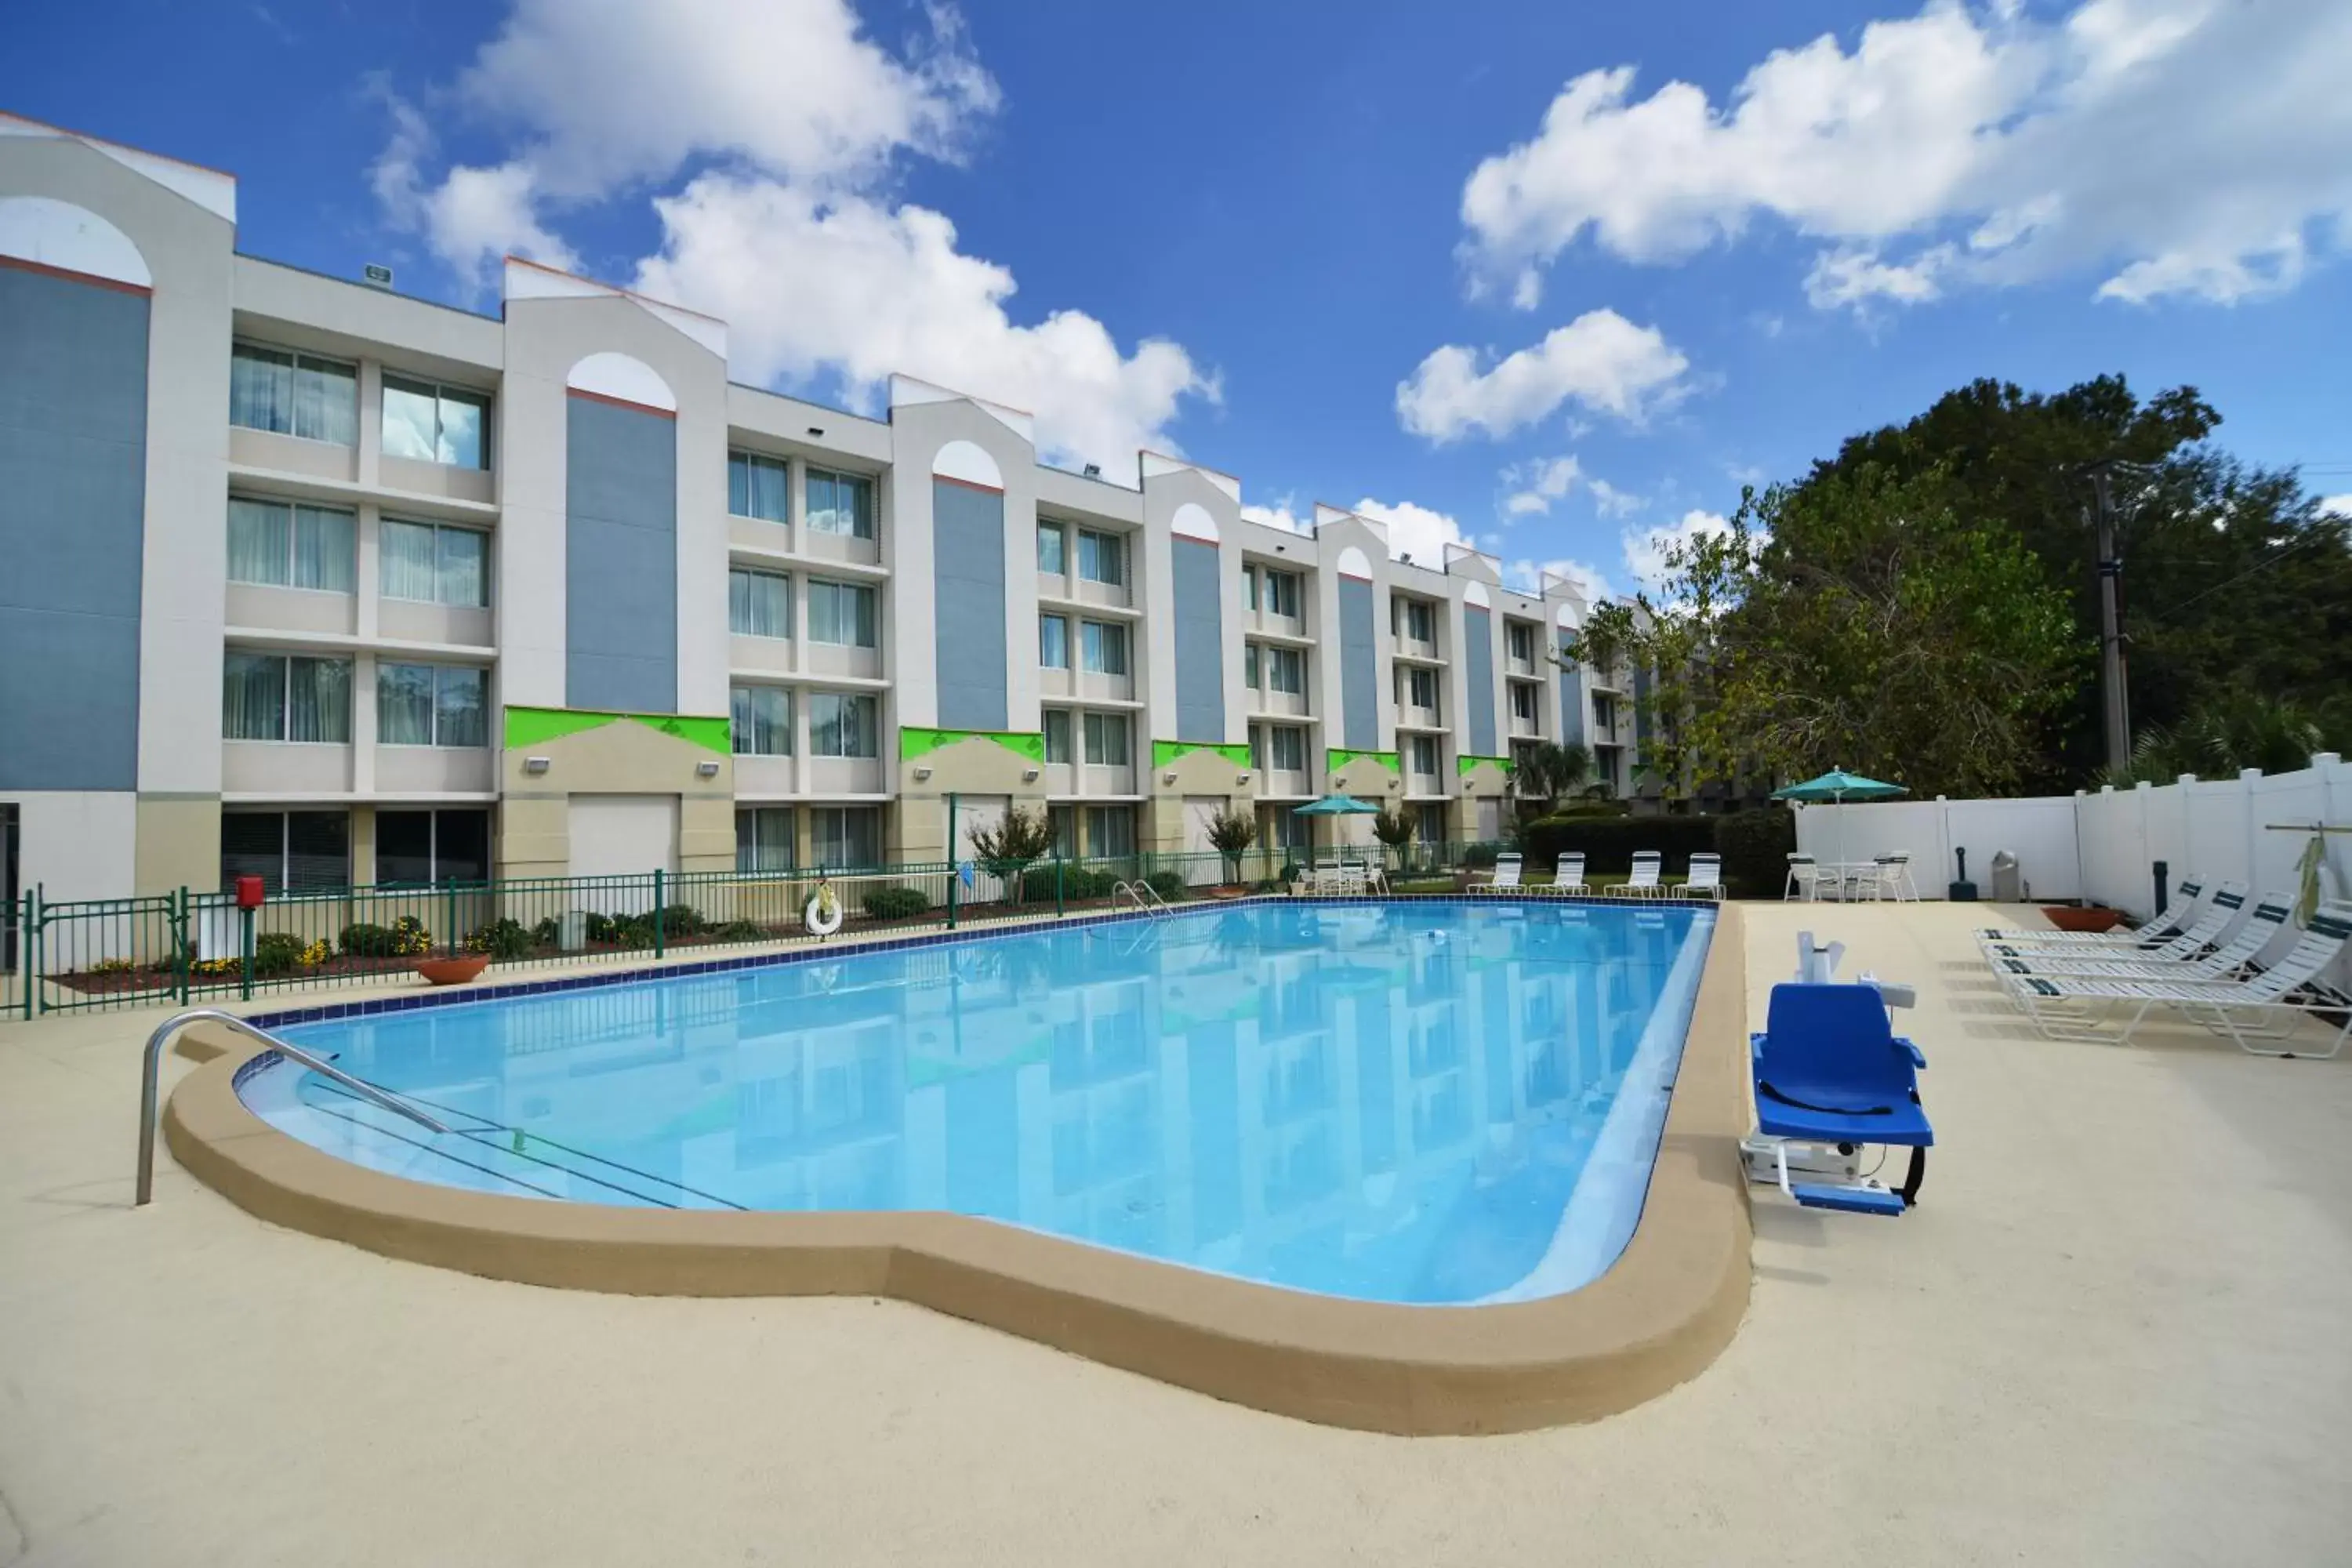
[380,370,492,470]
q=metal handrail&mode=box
[1111,880,1170,918]
[137,1007,450,1206]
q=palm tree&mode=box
[1515,740,1592,810]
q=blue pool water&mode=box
[245,900,1713,1305]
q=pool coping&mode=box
[162,898,1753,1436]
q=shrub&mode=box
[1142,870,1189,905]
[710,919,767,942]
[252,931,308,977]
[862,885,929,920]
[342,916,432,957]
[1017,866,1116,903]
[1518,814,1716,876]
[1462,843,1501,869]
[1712,807,1797,898]
[464,917,535,961]
[531,916,562,946]
[655,902,707,937]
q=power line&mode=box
[2146,532,2327,619]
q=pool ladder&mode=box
[1111,880,1171,919]
[136,1007,450,1207]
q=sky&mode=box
[10,0,2352,601]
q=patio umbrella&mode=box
[1293,793,1381,862]
[1770,768,1907,873]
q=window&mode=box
[230,343,356,446]
[810,806,881,869]
[1406,667,1439,710]
[1080,619,1127,676]
[731,685,793,755]
[1507,621,1537,663]
[1249,726,1266,770]
[1397,598,1436,643]
[1043,709,1073,764]
[379,664,488,747]
[1410,735,1440,775]
[226,498,355,593]
[380,519,489,608]
[1267,804,1308,851]
[1037,523,1066,574]
[1264,569,1301,619]
[1593,694,1617,731]
[806,579,877,647]
[1244,565,1261,612]
[806,467,875,538]
[729,450,789,522]
[1083,712,1130,767]
[1076,528,1125,586]
[1268,726,1306,771]
[376,808,491,886]
[1047,805,1076,857]
[1511,682,1540,722]
[809,691,877,757]
[1244,644,1261,690]
[222,653,350,742]
[729,567,792,637]
[736,807,796,872]
[1417,804,1446,844]
[220,810,350,892]
[381,375,488,469]
[1266,646,1305,695]
[1085,806,1134,858]
[1039,615,1069,670]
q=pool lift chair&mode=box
[1740,935,1933,1218]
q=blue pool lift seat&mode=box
[1749,982,1933,1218]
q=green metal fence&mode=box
[4,840,1504,1021]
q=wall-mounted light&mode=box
[914,764,933,782]
[696,759,721,778]
[1236,771,1251,785]
[523,757,551,775]
[1022,767,1040,782]
[806,426,825,437]
[1388,777,1400,790]
[1163,770,1178,785]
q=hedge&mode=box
[1516,807,1795,896]
[1712,808,1797,897]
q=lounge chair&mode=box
[1976,875,2209,947]
[1679,852,1724,901]
[2005,899,2352,1055]
[1874,852,1920,902]
[1552,851,1587,895]
[1978,881,2246,960]
[1611,851,1663,899]
[1741,982,1933,1215]
[1471,852,1523,894]
[1784,853,1820,902]
[1988,892,2288,983]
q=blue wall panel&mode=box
[933,478,1008,730]
[1338,576,1378,751]
[565,394,677,713]
[0,265,148,790]
[1462,606,1497,757]
[1171,538,1225,742]
[1558,631,1585,745]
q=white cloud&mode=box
[1501,455,1582,517]
[1588,478,1646,518]
[1508,556,1616,603]
[372,0,1211,468]
[1624,509,1733,593]
[1352,497,1471,567]
[1240,498,1308,534]
[2321,493,2352,518]
[1457,0,2352,311]
[1396,309,1691,442]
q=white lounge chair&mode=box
[1613,851,1663,899]
[1680,852,1725,901]
[1989,892,2289,984]
[1784,853,1821,902]
[1552,852,1587,896]
[1977,876,2209,947]
[1980,881,2247,961]
[1875,852,1921,902]
[1472,852,1523,894]
[2006,899,2352,1055]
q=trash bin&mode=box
[1990,849,2022,902]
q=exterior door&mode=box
[568,795,680,913]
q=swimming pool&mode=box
[242,899,1714,1306]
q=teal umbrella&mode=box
[1292,793,1381,864]
[1772,768,1907,873]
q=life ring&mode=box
[805,880,844,938]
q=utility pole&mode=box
[2086,460,2131,775]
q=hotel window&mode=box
[220,810,350,893]
[229,343,356,446]
[1410,735,1440,775]
[1084,806,1135,858]
[379,519,488,606]
[1400,598,1436,642]
[1083,712,1130,767]
[1264,569,1301,619]
[1406,666,1439,710]
[381,374,489,469]
[1244,564,1260,611]
[1047,805,1076,857]
[806,579,878,648]
[731,685,793,755]
[809,691,878,758]
[1417,804,1446,844]
[379,664,488,747]
[1507,621,1537,663]
[1042,709,1073,764]
[1268,726,1306,772]
[728,450,789,523]
[1593,694,1617,731]
[735,807,797,872]
[728,567,792,637]
[1080,619,1127,676]
[1511,682,1540,722]
[1248,725,1265,770]
[226,498,355,593]
[375,808,491,887]
[1244,644,1261,689]
[1037,522,1066,574]
[1039,615,1069,669]
[222,653,350,742]
[1266,646,1305,695]
[1076,528,1125,586]
[810,806,882,869]
[806,467,875,539]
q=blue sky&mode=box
[10,0,2350,596]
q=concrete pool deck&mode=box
[2,900,2348,1563]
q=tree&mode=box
[1205,808,1258,886]
[2100,695,2348,786]
[967,807,1055,881]
[1370,806,1417,870]
[1512,740,1592,810]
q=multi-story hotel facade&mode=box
[0,114,1621,906]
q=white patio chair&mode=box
[1847,860,1886,902]
[1613,851,1664,899]
[1472,852,1523,894]
[1876,852,1920,902]
[1554,852,1587,896]
[1680,852,1725,901]
[1784,853,1820,902]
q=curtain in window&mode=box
[808,583,875,646]
[1037,525,1065,573]
[292,506,355,591]
[287,657,350,743]
[222,653,285,740]
[381,520,437,601]
[435,528,486,607]
[377,662,434,745]
[1039,615,1069,668]
[735,807,795,872]
[811,694,876,757]
[808,470,874,537]
[731,686,791,755]
[292,358,357,445]
[227,499,289,586]
[286,811,350,890]
[220,812,285,891]
[730,452,789,522]
[730,569,790,637]
[1042,710,1072,763]
[435,667,488,746]
[811,808,880,869]
[230,347,293,434]
[1269,648,1302,693]
[1083,713,1128,766]
[1078,532,1123,585]
[1244,644,1260,688]
[1086,807,1134,857]
[1082,622,1127,676]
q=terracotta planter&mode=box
[2042,906,2125,934]
[413,955,492,986]
[1208,886,1248,900]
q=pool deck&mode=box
[3,900,2348,1563]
